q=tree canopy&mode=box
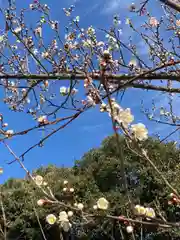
[0,135,180,239]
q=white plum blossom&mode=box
[46,214,57,225]
[67,211,73,217]
[145,207,156,218]
[29,4,34,9]
[37,115,47,124]
[5,130,14,136]
[128,58,137,68]
[131,123,148,141]
[103,50,111,57]
[97,197,109,210]
[14,27,22,34]
[87,95,95,106]
[77,203,84,210]
[60,86,67,96]
[63,180,68,185]
[0,168,3,174]
[33,48,38,55]
[97,41,105,47]
[59,211,72,232]
[126,225,134,233]
[117,108,134,127]
[37,199,45,206]
[134,205,146,215]
[43,181,48,186]
[41,52,49,58]
[93,205,98,210]
[34,175,43,186]
[59,211,68,222]
[69,188,74,192]
[149,17,159,27]
[100,103,107,112]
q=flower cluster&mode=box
[100,100,148,141]
[37,177,110,232]
[134,205,156,218]
[62,179,74,193]
[46,210,73,232]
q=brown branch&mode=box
[0,115,76,141]
[8,110,84,164]
[160,127,180,143]
[0,72,179,81]
[130,83,180,93]
[159,0,180,12]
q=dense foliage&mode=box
[0,135,180,239]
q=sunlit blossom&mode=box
[37,115,47,124]
[60,86,67,96]
[59,211,68,222]
[34,175,43,186]
[126,18,130,25]
[131,123,148,141]
[126,225,134,233]
[100,103,107,112]
[145,207,156,218]
[134,205,146,215]
[14,27,22,34]
[117,108,134,127]
[87,95,95,106]
[97,41,105,47]
[128,58,137,68]
[5,130,14,136]
[97,197,109,210]
[35,27,42,37]
[46,214,57,225]
[0,168,3,174]
[93,205,98,210]
[67,211,73,217]
[37,199,45,206]
[41,52,49,58]
[87,26,95,36]
[149,17,159,27]
[77,203,84,210]
[69,188,74,192]
[63,180,68,185]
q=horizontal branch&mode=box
[0,72,179,81]
[130,83,180,93]
[159,0,180,12]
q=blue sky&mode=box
[0,0,179,183]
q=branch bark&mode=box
[159,0,180,12]
[0,72,179,81]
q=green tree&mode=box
[1,135,180,239]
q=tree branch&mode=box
[159,0,180,12]
[0,72,179,81]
